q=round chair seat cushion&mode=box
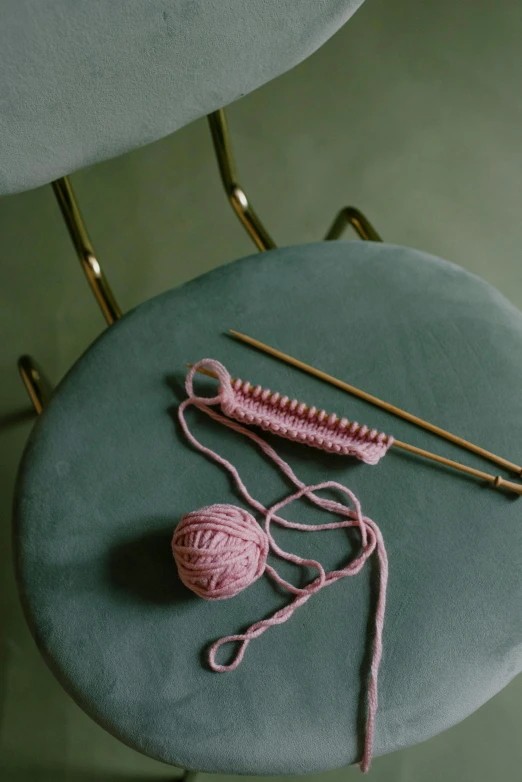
[0,0,364,195]
[14,242,522,774]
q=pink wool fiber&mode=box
[172,504,268,599]
[175,359,389,773]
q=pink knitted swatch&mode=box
[208,359,393,464]
[176,359,389,773]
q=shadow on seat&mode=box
[107,524,196,605]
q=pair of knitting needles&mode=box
[190,331,522,496]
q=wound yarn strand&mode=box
[175,359,389,773]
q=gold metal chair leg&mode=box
[18,355,53,415]
[17,179,118,413]
[52,176,122,325]
[324,206,382,242]
[207,109,276,252]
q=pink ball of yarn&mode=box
[172,504,269,600]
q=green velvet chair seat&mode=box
[0,0,364,195]
[14,242,522,774]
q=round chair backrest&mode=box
[0,0,365,195]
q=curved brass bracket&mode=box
[18,355,53,415]
[207,110,276,252]
[325,206,382,242]
[52,177,122,325]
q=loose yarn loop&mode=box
[172,504,268,599]
[176,359,389,773]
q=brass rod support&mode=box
[325,206,382,242]
[52,177,122,325]
[207,110,276,252]
[18,355,52,415]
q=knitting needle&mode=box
[187,363,522,496]
[228,330,522,479]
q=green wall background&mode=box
[1,0,522,779]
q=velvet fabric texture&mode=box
[14,242,522,774]
[0,0,364,195]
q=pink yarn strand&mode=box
[176,359,388,772]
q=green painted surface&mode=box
[1,0,522,779]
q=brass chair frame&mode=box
[18,108,381,413]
